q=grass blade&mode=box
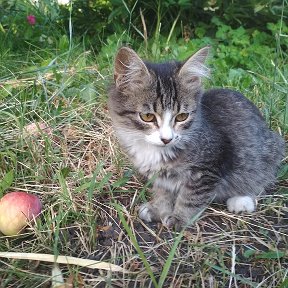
[158,209,205,287]
[157,230,183,288]
[115,203,158,287]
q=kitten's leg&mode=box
[163,188,213,228]
[226,196,256,213]
[138,188,174,223]
[162,171,220,228]
[138,202,160,222]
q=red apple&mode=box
[0,192,42,236]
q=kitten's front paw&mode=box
[138,203,160,223]
[162,215,182,230]
[227,196,256,213]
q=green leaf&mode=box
[243,249,257,259]
[278,163,288,180]
[0,170,14,197]
[207,262,257,287]
[80,84,97,102]
[88,171,97,202]
[278,278,288,288]
[60,167,70,179]
[95,172,112,191]
[112,177,130,188]
[255,250,285,259]
[254,4,266,13]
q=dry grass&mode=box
[0,53,287,288]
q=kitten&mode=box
[108,46,285,228]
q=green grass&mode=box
[0,2,287,287]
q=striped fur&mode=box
[108,47,285,228]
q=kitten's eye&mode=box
[139,113,156,122]
[175,113,189,122]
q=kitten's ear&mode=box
[114,47,150,92]
[178,46,210,88]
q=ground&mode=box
[1,100,287,287]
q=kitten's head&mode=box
[108,47,209,150]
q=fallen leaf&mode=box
[23,122,52,138]
[0,252,129,273]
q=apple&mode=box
[0,192,42,236]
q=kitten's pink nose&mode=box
[161,138,172,144]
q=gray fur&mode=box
[108,47,285,228]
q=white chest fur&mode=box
[116,129,176,175]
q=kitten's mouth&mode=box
[160,136,181,147]
[147,141,171,147]
[160,138,172,145]
[157,140,175,147]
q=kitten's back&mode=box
[201,88,264,125]
[198,88,285,194]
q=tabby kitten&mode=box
[108,47,285,228]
